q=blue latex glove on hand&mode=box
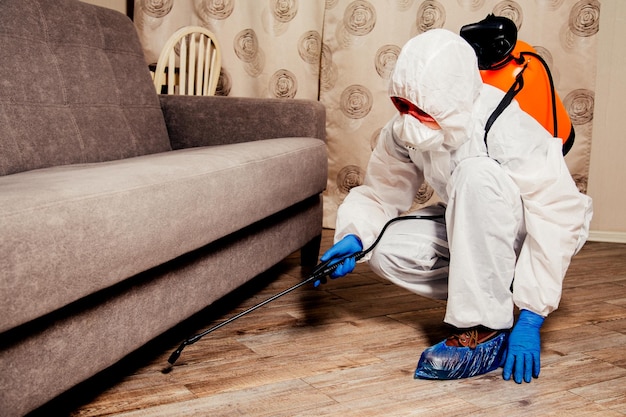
[314,234,362,287]
[503,309,545,383]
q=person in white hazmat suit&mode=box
[319,29,593,383]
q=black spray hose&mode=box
[164,213,443,371]
[312,214,444,286]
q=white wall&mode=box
[587,1,626,242]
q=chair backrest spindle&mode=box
[167,48,176,94]
[196,36,206,95]
[179,36,187,95]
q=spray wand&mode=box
[163,255,354,371]
[163,214,443,372]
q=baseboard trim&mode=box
[588,230,626,243]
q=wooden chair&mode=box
[153,26,222,95]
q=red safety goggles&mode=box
[390,96,437,124]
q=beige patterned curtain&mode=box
[134,0,599,229]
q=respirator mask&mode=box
[391,96,445,151]
[393,114,445,151]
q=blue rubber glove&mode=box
[314,234,362,287]
[503,309,545,383]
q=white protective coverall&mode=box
[334,29,592,330]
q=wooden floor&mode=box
[31,229,626,416]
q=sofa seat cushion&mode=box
[0,137,327,332]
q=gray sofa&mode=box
[0,1,327,415]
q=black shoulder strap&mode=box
[483,62,528,151]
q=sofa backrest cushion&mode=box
[0,0,171,176]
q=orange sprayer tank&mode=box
[480,40,574,150]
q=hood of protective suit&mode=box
[390,29,483,150]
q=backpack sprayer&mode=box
[460,14,575,155]
[163,214,443,372]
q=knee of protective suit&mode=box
[368,221,449,299]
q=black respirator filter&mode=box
[460,14,518,70]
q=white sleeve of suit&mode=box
[335,116,424,258]
[488,113,593,317]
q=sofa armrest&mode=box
[159,95,326,149]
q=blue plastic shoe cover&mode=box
[414,331,508,380]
